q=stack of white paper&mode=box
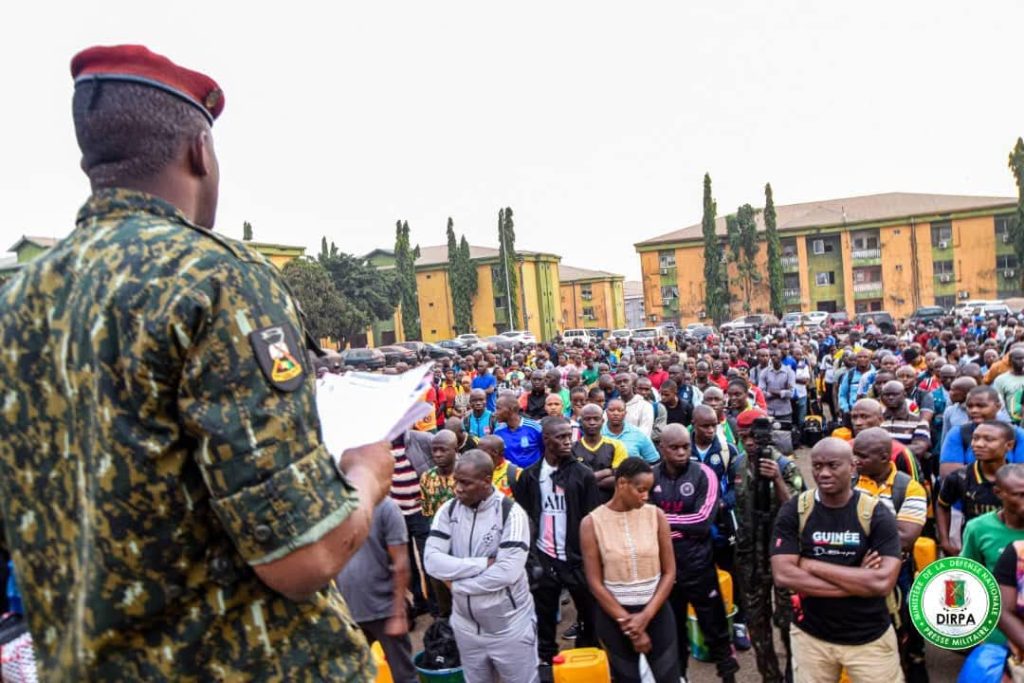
[315,362,435,459]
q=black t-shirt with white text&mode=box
[771,490,901,645]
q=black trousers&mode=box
[671,564,739,679]
[736,554,792,683]
[404,511,431,612]
[594,602,679,683]
[532,554,597,663]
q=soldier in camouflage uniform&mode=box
[0,45,394,681]
[732,409,804,683]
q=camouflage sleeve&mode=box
[780,457,804,497]
[175,259,358,566]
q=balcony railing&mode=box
[852,248,881,260]
[853,281,883,294]
[783,288,801,300]
[781,256,798,270]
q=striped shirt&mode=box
[856,464,927,527]
[390,448,422,516]
[881,407,931,450]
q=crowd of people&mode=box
[315,313,1024,682]
[6,43,1024,683]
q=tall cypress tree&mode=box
[765,183,784,316]
[1009,139,1024,294]
[496,207,520,329]
[701,174,724,323]
[459,235,478,330]
[393,220,421,340]
[446,218,468,334]
[736,203,760,312]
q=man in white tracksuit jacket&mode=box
[424,449,539,683]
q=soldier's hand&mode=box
[757,457,781,482]
[340,441,394,503]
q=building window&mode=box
[996,215,1013,236]
[783,273,800,289]
[781,239,798,258]
[580,284,593,301]
[852,267,881,284]
[851,233,879,250]
[935,295,955,309]
[582,306,596,320]
[660,285,679,303]
[997,254,1019,269]
[658,251,676,269]
[933,260,954,275]
[494,295,507,310]
[810,238,836,255]
[931,221,953,247]
[815,271,836,286]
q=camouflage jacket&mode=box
[0,190,370,681]
[733,446,803,557]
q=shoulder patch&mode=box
[249,324,306,391]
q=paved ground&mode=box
[406,446,965,681]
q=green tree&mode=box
[765,183,784,316]
[446,219,477,334]
[495,207,520,329]
[459,234,478,308]
[394,220,422,340]
[317,241,399,341]
[281,258,361,345]
[735,203,761,312]
[242,221,253,241]
[701,174,726,323]
[1009,139,1024,293]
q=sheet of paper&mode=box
[315,362,435,459]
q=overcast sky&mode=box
[3,2,1022,280]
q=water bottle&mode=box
[6,560,22,615]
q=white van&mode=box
[562,329,592,346]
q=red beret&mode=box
[71,45,224,124]
[736,408,769,429]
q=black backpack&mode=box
[420,619,460,669]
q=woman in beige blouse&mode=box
[580,457,678,683]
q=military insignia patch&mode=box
[249,324,306,392]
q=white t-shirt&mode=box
[537,459,567,561]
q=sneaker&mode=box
[732,622,751,651]
[561,621,580,640]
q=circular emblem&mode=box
[680,482,695,497]
[710,454,721,466]
[909,556,1001,649]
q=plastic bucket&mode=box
[372,641,393,683]
[553,647,611,683]
[686,605,738,662]
[414,652,464,683]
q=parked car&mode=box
[501,330,537,347]
[854,311,895,335]
[804,311,828,327]
[437,339,475,356]
[484,335,518,352]
[340,347,386,370]
[562,329,593,346]
[910,306,945,324]
[781,312,803,329]
[424,342,457,360]
[953,300,989,318]
[631,327,659,342]
[378,345,417,366]
[720,314,779,333]
[611,328,632,343]
[683,325,716,342]
[982,302,1013,318]
[396,340,431,360]
[824,311,850,332]
[456,333,481,345]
